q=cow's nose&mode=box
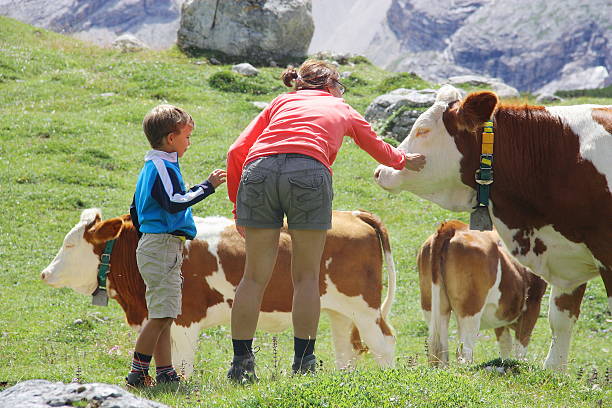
[41,271,48,281]
[374,168,382,180]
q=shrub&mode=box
[376,72,431,93]
[555,85,612,99]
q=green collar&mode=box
[470,118,495,231]
[96,239,116,290]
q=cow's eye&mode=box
[415,128,430,137]
[65,244,75,249]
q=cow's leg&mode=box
[327,310,359,370]
[352,312,395,368]
[456,312,483,364]
[170,322,201,378]
[544,284,586,370]
[494,327,512,359]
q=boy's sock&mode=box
[130,351,152,375]
[232,339,253,357]
[294,336,316,359]
[156,365,177,377]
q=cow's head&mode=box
[374,85,498,212]
[41,208,123,295]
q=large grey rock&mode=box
[365,89,440,141]
[447,75,520,99]
[535,93,564,104]
[177,0,314,64]
[0,0,184,49]
[0,380,169,408]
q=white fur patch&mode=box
[546,105,612,191]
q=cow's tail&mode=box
[428,221,459,366]
[354,210,396,319]
[349,210,397,355]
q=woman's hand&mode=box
[405,153,426,172]
[208,169,227,188]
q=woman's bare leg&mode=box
[231,227,281,339]
[289,229,327,339]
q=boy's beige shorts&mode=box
[136,233,184,319]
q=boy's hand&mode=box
[208,169,227,188]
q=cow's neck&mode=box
[103,219,148,326]
[452,105,612,268]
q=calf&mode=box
[41,209,397,377]
[418,220,547,366]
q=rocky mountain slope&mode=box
[1,0,609,93]
[312,0,611,93]
[0,0,184,49]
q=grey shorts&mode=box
[136,233,184,319]
[236,153,333,230]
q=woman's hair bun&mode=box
[281,67,299,87]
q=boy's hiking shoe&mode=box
[156,370,181,384]
[292,354,317,375]
[227,354,258,384]
[125,371,153,387]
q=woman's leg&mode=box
[231,227,281,339]
[289,229,327,340]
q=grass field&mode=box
[0,16,610,407]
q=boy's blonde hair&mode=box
[142,104,194,148]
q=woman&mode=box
[226,59,425,382]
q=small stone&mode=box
[232,63,259,76]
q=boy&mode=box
[127,104,226,386]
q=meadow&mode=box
[0,17,610,407]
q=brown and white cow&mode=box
[41,208,397,377]
[418,220,547,366]
[374,84,612,369]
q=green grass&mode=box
[0,16,610,407]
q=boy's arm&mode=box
[129,195,143,237]
[151,171,216,214]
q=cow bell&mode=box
[91,287,109,307]
[470,206,492,231]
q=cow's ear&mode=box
[89,217,123,244]
[456,91,498,131]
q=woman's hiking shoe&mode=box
[292,354,317,374]
[125,371,153,387]
[156,370,181,384]
[227,354,258,384]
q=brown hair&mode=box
[142,104,194,148]
[281,59,340,91]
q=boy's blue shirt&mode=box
[130,150,215,240]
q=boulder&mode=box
[365,88,440,141]
[0,380,169,408]
[447,75,520,99]
[112,34,149,52]
[232,63,259,76]
[178,0,314,64]
[535,93,564,104]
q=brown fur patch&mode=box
[592,107,612,134]
[554,285,587,318]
